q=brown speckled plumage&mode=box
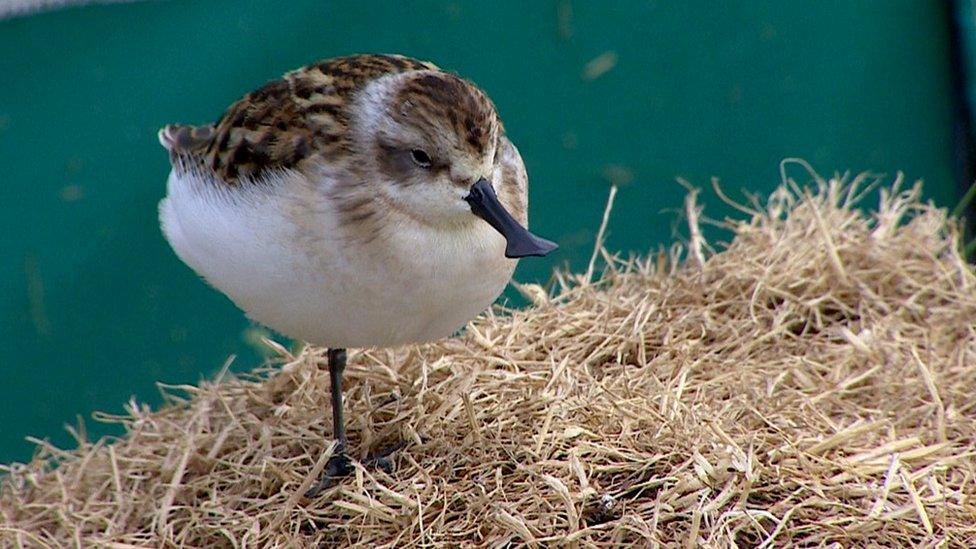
[160,53,527,246]
[394,72,499,158]
[160,54,448,183]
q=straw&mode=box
[2,171,975,547]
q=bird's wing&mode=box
[496,134,529,225]
[158,54,438,185]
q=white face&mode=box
[347,71,556,260]
[361,82,499,228]
[377,147,499,227]
[345,71,504,227]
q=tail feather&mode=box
[158,124,215,154]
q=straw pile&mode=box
[3,170,976,547]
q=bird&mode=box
[157,54,557,496]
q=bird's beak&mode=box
[464,178,558,258]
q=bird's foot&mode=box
[303,441,406,498]
[361,440,407,475]
[304,450,353,498]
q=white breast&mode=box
[159,168,517,349]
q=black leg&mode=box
[328,348,347,449]
[304,348,404,498]
[304,348,352,497]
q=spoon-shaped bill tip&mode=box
[463,179,558,259]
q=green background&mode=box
[0,1,959,463]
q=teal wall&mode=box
[0,1,958,463]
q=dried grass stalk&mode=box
[3,173,976,547]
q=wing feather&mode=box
[159,54,438,185]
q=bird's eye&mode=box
[410,149,432,168]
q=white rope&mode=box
[0,0,148,21]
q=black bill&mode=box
[464,178,558,259]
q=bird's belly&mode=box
[327,245,514,347]
[159,170,516,349]
[247,227,516,348]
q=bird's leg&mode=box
[328,348,348,452]
[304,348,352,497]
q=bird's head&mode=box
[352,70,557,258]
